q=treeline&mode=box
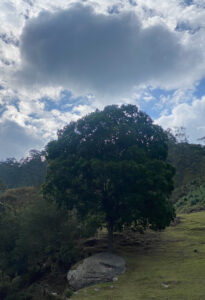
[168,142,205,189]
[1,136,205,200]
[0,150,47,188]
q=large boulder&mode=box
[67,252,126,290]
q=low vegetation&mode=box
[0,188,94,300]
[175,180,205,213]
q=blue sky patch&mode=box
[194,78,205,99]
[42,90,91,114]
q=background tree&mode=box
[0,150,47,188]
[43,105,175,250]
[167,127,205,205]
[0,179,7,196]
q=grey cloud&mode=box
[107,5,121,14]
[23,0,34,7]
[0,33,19,47]
[129,0,137,7]
[175,21,200,34]
[183,0,194,5]
[0,120,43,160]
[17,3,203,97]
[1,58,14,66]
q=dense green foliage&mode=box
[0,180,7,195]
[43,105,175,249]
[0,150,47,188]
[0,124,204,215]
[168,142,205,190]
[168,139,205,210]
[0,188,90,299]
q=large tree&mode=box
[43,105,175,250]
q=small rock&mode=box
[110,285,114,288]
[161,283,169,288]
[94,288,100,292]
[113,277,118,282]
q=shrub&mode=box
[63,287,73,298]
[0,192,92,299]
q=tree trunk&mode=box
[107,222,113,252]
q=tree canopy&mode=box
[43,105,175,249]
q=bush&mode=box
[0,192,94,299]
[0,281,10,299]
[63,288,73,298]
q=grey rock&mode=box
[112,276,118,282]
[67,252,126,290]
[50,292,58,297]
[161,283,169,288]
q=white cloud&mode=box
[0,92,98,155]
[157,96,205,143]
[0,119,44,159]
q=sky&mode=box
[1,0,205,160]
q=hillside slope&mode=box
[0,186,41,210]
[175,181,205,213]
[168,142,205,204]
[71,212,205,300]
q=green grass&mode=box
[70,212,205,300]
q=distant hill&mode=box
[168,141,205,211]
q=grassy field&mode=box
[71,212,205,300]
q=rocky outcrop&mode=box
[67,252,126,290]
